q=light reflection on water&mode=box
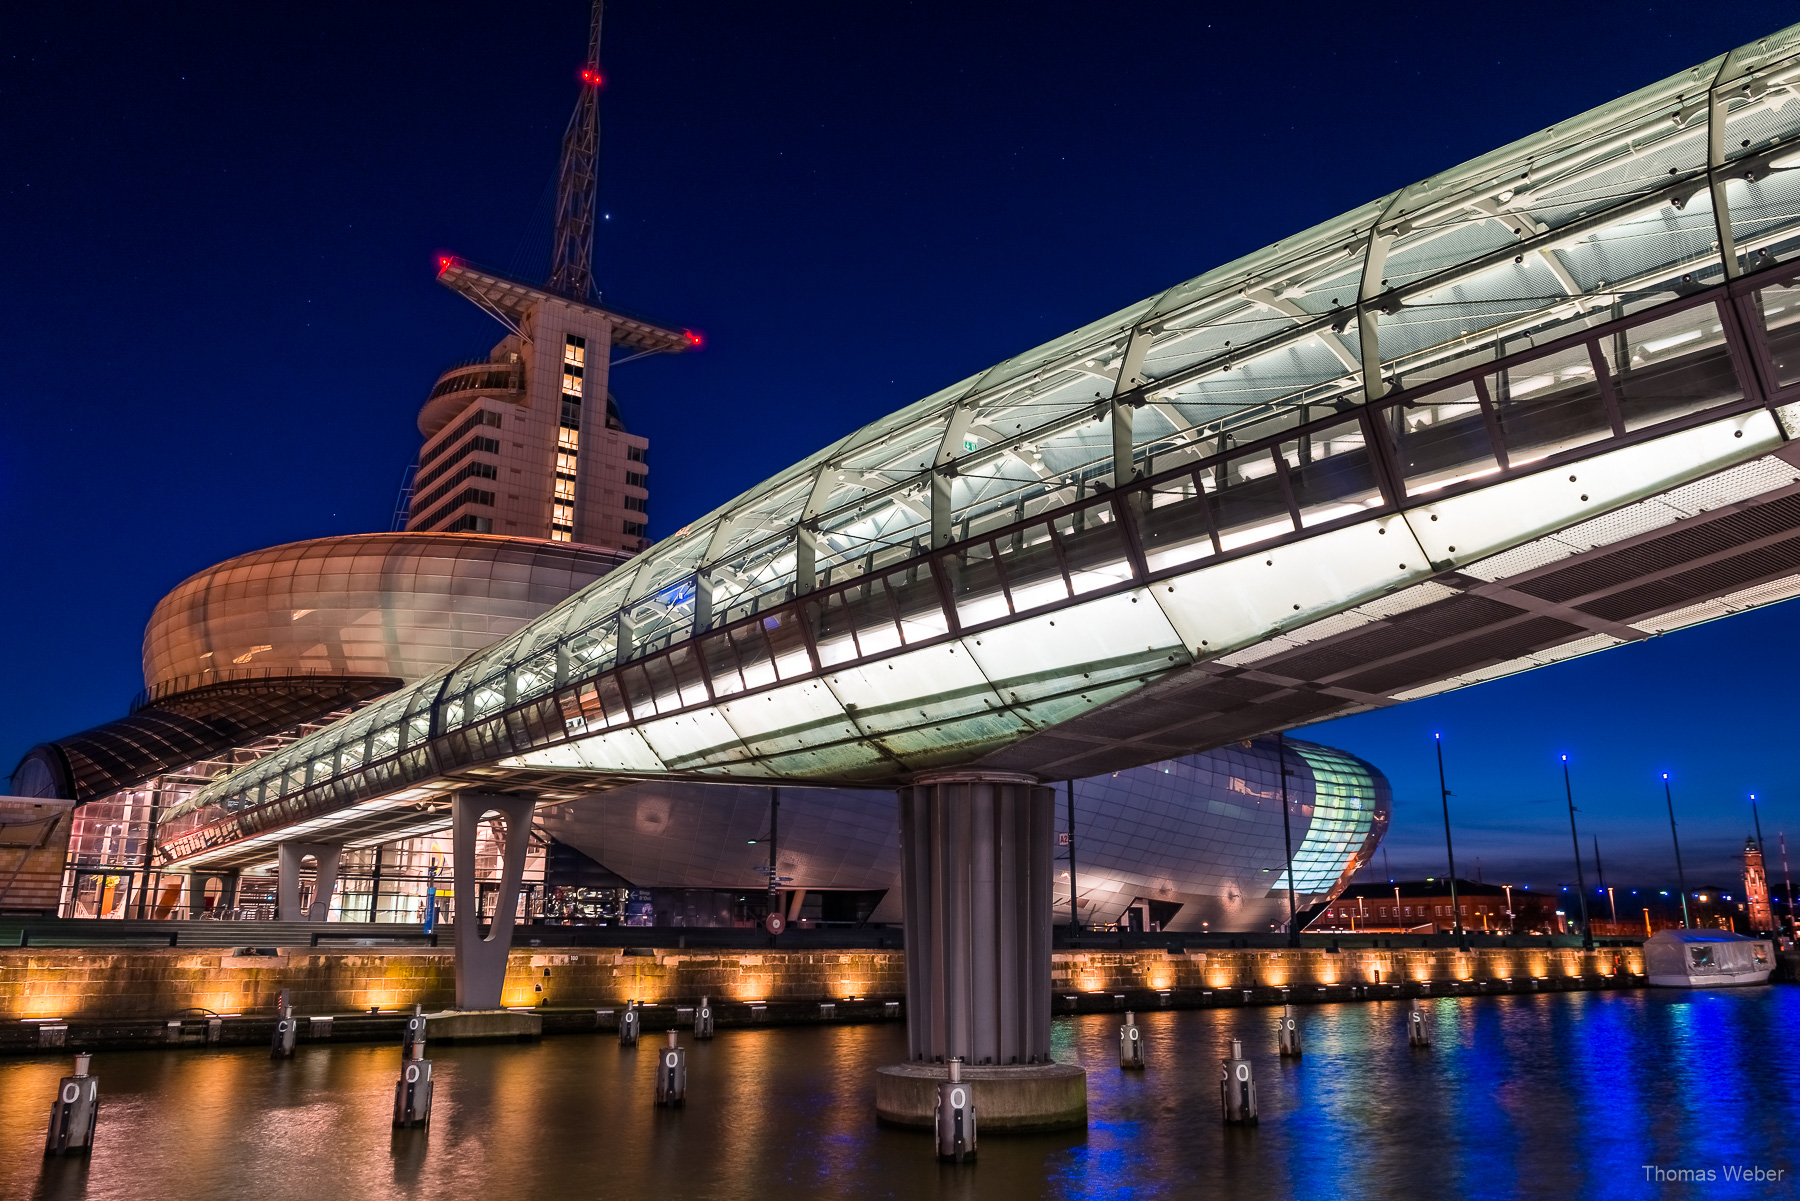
[3,988,1794,1201]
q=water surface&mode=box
[3,988,1793,1200]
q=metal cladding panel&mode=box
[962,590,1187,700]
[716,681,860,756]
[634,708,753,771]
[1150,519,1426,658]
[1403,410,1783,568]
[822,645,996,733]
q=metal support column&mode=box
[277,842,343,922]
[898,770,1054,1066]
[452,793,536,1010]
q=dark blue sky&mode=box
[4,1,1795,895]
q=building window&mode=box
[558,427,579,452]
[625,471,646,487]
[564,335,585,367]
[623,495,647,512]
[623,520,647,536]
[562,366,584,397]
[419,408,501,470]
[550,528,572,542]
[627,446,646,463]
[413,487,496,531]
[554,476,576,502]
[557,451,578,475]
[553,502,575,525]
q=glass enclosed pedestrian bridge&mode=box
[163,24,1800,866]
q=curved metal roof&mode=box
[144,531,630,694]
[11,676,398,802]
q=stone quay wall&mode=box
[1051,944,1644,996]
[0,943,1642,1022]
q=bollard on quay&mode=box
[1119,1010,1145,1070]
[934,1058,976,1162]
[1278,1005,1302,1058]
[1220,1039,1257,1124]
[694,996,715,1040]
[392,1041,434,1128]
[44,1054,99,1157]
[1408,1004,1432,1049]
[620,999,641,1047]
[655,1031,688,1107]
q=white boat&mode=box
[1643,929,1774,987]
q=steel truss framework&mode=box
[163,24,1800,865]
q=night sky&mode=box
[4,2,1796,898]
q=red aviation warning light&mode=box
[580,68,603,86]
[436,255,457,275]
[684,330,704,348]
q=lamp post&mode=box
[1561,756,1593,951]
[1663,774,1692,929]
[1066,780,1080,933]
[1435,734,1468,951]
[1278,733,1299,949]
[1503,884,1514,934]
[1782,832,1796,931]
[1394,885,1402,931]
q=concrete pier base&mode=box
[875,1062,1087,1132]
[424,1009,541,1042]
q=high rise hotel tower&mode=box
[407,264,691,551]
[405,1,694,554]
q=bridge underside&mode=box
[983,447,1800,779]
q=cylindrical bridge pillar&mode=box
[901,770,1053,1067]
[878,770,1085,1132]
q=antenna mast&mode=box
[547,0,604,300]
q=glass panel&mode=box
[949,540,1010,627]
[1750,276,1800,389]
[1283,417,1383,525]
[888,562,949,644]
[1137,471,1215,573]
[667,644,709,707]
[1489,343,1612,467]
[999,522,1069,612]
[1053,501,1134,594]
[699,632,745,697]
[642,655,681,715]
[761,610,814,680]
[806,591,861,668]
[1208,449,1294,550]
[728,623,778,691]
[1604,301,1742,431]
[854,579,904,657]
[593,675,628,725]
[819,576,904,661]
[1392,379,1503,498]
[618,663,656,720]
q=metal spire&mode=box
[547,0,604,300]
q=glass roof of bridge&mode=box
[170,22,1800,825]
